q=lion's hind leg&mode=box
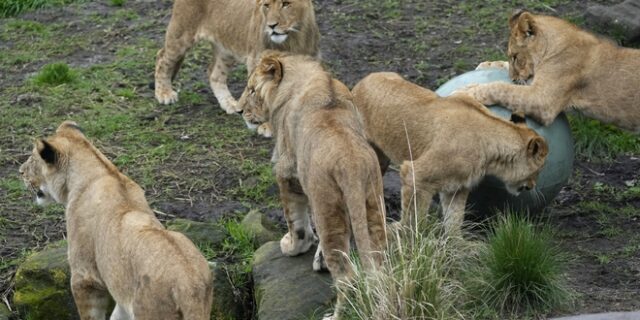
[109,304,132,320]
[70,273,110,320]
[277,177,317,256]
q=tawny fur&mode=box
[352,72,549,233]
[239,52,387,319]
[154,0,320,113]
[19,122,213,320]
[463,10,640,132]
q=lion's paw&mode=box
[155,87,178,105]
[476,61,509,70]
[257,123,272,138]
[280,231,315,256]
[220,97,240,114]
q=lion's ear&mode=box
[510,10,536,37]
[36,139,59,165]
[258,56,283,84]
[527,136,548,161]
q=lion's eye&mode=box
[283,1,290,7]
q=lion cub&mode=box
[462,10,640,132]
[239,52,387,318]
[154,0,320,113]
[352,72,549,234]
[19,121,212,320]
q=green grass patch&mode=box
[569,114,640,160]
[110,0,125,7]
[0,0,82,18]
[32,62,77,86]
[469,213,571,317]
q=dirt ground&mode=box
[1,0,639,318]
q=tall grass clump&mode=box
[337,220,477,320]
[468,213,572,317]
[569,114,640,160]
[33,62,77,86]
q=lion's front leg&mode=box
[277,177,317,256]
[439,188,470,236]
[209,53,240,114]
[455,82,566,126]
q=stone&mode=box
[166,218,228,250]
[586,0,640,42]
[252,241,334,320]
[209,261,246,320]
[240,210,282,246]
[12,241,78,320]
[551,311,640,320]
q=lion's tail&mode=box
[341,167,385,271]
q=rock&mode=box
[166,218,228,250]
[252,241,334,320]
[241,210,281,246]
[586,0,640,42]
[551,311,640,320]
[12,241,78,320]
[209,261,247,320]
[0,303,11,320]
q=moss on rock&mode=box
[166,218,228,251]
[12,241,78,320]
[240,210,281,246]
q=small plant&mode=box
[110,0,125,6]
[338,219,475,319]
[33,62,76,86]
[469,213,571,316]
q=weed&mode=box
[469,213,571,316]
[110,0,125,7]
[33,62,76,86]
[595,254,611,265]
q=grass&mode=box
[32,62,77,86]
[338,220,474,320]
[569,114,640,160]
[0,0,82,17]
[468,213,572,317]
[110,0,125,7]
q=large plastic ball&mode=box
[435,68,574,215]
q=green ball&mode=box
[435,68,574,215]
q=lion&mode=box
[154,0,320,114]
[460,10,640,132]
[352,72,549,234]
[19,121,213,320]
[238,52,387,319]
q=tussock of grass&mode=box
[33,62,76,86]
[468,213,572,317]
[338,221,476,320]
[569,114,640,160]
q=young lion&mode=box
[19,121,213,320]
[154,0,320,113]
[239,52,387,318]
[352,72,549,234]
[460,10,640,132]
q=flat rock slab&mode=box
[252,241,334,320]
[586,0,640,41]
[552,311,640,320]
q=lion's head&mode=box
[499,117,549,196]
[19,121,85,205]
[506,10,540,84]
[257,0,316,45]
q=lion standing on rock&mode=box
[154,0,320,114]
[19,121,213,320]
[239,52,387,319]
